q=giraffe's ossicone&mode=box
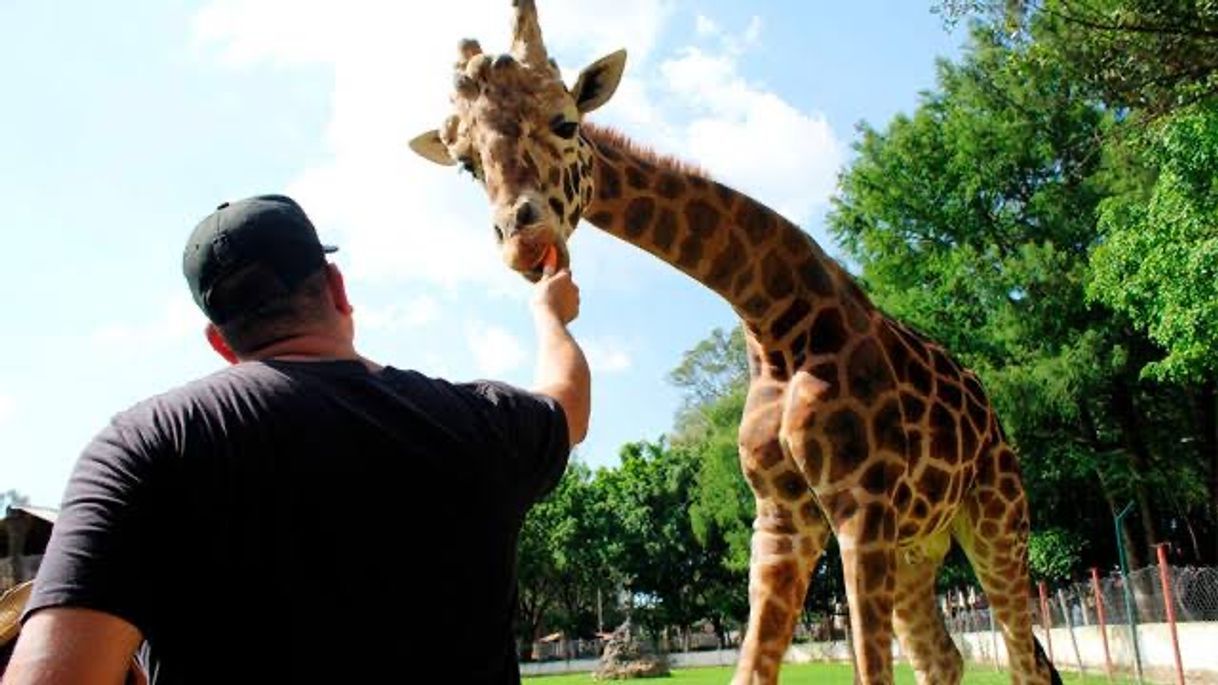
[409,3,1062,685]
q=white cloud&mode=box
[359,295,440,332]
[465,321,528,376]
[0,394,14,425]
[695,15,719,37]
[660,40,843,226]
[89,296,205,348]
[582,337,633,373]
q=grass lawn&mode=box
[524,662,1122,684]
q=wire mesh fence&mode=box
[940,561,1218,683]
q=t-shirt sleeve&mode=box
[21,417,165,634]
[454,380,570,504]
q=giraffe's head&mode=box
[409,0,626,281]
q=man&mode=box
[4,195,590,684]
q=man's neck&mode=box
[242,334,381,372]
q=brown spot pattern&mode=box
[825,409,870,480]
[770,299,811,341]
[653,208,678,252]
[847,338,895,405]
[623,197,655,238]
[808,308,849,355]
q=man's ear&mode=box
[205,324,239,365]
[408,130,456,166]
[571,49,627,114]
[326,263,353,316]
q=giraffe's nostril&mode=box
[515,202,539,228]
[493,224,505,242]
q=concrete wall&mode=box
[956,622,1218,683]
[520,623,1218,681]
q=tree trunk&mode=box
[1096,467,1140,570]
[1197,380,1218,562]
[1081,407,1144,568]
[1111,383,1160,567]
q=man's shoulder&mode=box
[101,364,286,439]
[122,363,273,411]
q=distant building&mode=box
[1,506,56,592]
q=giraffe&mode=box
[409,3,1062,684]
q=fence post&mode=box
[1057,587,1086,678]
[1091,567,1114,683]
[1038,581,1054,664]
[1079,586,1091,626]
[1114,501,1145,684]
[988,602,1000,671]
[1155,544,1186,685]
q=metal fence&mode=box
[941,556,1218,683]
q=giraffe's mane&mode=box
[582,122,711,181]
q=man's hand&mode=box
[531,267,580,326]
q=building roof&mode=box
[7,507,57,525]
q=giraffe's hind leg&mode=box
[892,531,963,685]
[952,444,1060,685]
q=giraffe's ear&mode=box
[572,49,627,114]
[409,130,456,167]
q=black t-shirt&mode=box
[23,360,569,684]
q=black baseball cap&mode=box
[183,194,337,324]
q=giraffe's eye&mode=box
[552,120,579,140]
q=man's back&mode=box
[25,360,569,683]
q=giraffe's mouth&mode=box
[520,238,570,283]
[498,201,572,281]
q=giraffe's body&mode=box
[410,4,1061,683]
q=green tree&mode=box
[937,0,1218,115]
[1089,102,1218,524]
[669,326,749,436]
[1027,527,1087,583]
[1090,104,1218,383]
[0,490,29,514]
[516,462,619,654]
[595,439,746,647]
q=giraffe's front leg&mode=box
[733,494,830,685]
[732,381,831,685]
[828,490,899,685]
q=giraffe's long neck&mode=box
[580,124,871,353]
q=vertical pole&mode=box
[988,599,1000,671]
[1091,567,1114,683]
[1155,544,1186,685]
[1115,501,1145,684]
[597,587,604,634]
[1038,581,1054,664]
[1058,587,1086,677]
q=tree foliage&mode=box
[1028,528,1088,583]
[0,490,29,514]
[938,0,1218,114]
[1090,103,1218,383]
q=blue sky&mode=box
[0,1,963,507]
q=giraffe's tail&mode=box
[1033,636,1063,685]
